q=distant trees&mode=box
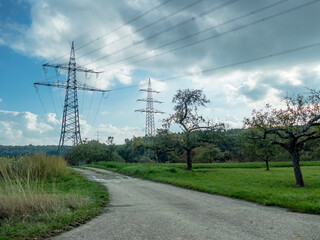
[0,145,71,157]
[67,139,116,165]
[163,89,224,170]
[117,137,147,163]
[244,129,276,170]
[194,144,224,163]
[244,89,320,186]
[146,129,179,163]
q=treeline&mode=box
[2,128,319,165]
[66,128,320,165]
[0,145,71,157]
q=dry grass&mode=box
[0,154,88,221]
[0,186,90,221]
[0,153,67,180]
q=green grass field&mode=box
[90,161,320,214]
[0,156,108,240]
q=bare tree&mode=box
[244,89,320,186]
[164,89,224,170]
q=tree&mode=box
[67,140,115,165]
[164,89,224,170]
[146,129,179,163]
[195,144,224,163]
[106,136,116,161]
[117,137,146,163]
[244,89,320,186]
[245,129,276,170]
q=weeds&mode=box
[0,154,67,180]
[0,154,108,239]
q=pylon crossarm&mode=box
[34,81,67,89]
[137,99,162,103]
[34,81,109,93]
[76,82,109,92]
[139,89,160,93]
[135,109,164,114]
[43,63,102,74]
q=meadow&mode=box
[90,161,320,214]
[0,154,108,240]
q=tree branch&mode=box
[271,140,288,149]
[297,134,320,148]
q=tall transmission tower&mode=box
[135,78,163,136]
[34,41,109,151]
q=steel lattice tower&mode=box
[34,41,109,152]
[135,78,163,136]
[59,41,81,147]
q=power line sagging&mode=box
[135,79,164,136]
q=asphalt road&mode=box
[53,167,320,240]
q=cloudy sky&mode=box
[1,0,320,145]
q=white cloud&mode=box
[0,110,59,145]
[96,123,143,144]
[47,113,60,124]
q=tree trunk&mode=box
[185,132,192,170]
[290,150,304,187]
[186,149,192,170]
[265,156,269,171]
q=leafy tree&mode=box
[106,136,116,161]
[146,129,179,163]
[117,137,146,163]
[194,144,224,163]
[244,89,320,186]
[245,129,276,170]
[67,140,114,165]
[164,89,224,170]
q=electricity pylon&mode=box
[135,78,163,136]
[34,41,109,152]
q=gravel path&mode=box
[53,167,320,240]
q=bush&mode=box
[67,140,116,165]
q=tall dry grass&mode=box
[0,154,89,221]
[0,153,67,180]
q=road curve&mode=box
[53,167,320,240]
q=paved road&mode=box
[53,167,320,240]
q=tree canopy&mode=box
[164,89,224,170]
[244,89,320,186]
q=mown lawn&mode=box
[90,161,320,214]
[0,169,108,240]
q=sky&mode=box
[1,0,320,146]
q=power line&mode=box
[77,0,204,60]
[108,41,320,92]
[34,87,60,135]
[48,0,173,64]
[84,0,240,67]
[99,0,290,72]
[83,92,110,140]
[103,0,320,72]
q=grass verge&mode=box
[89,161,320,214]
[0,156,108,240]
